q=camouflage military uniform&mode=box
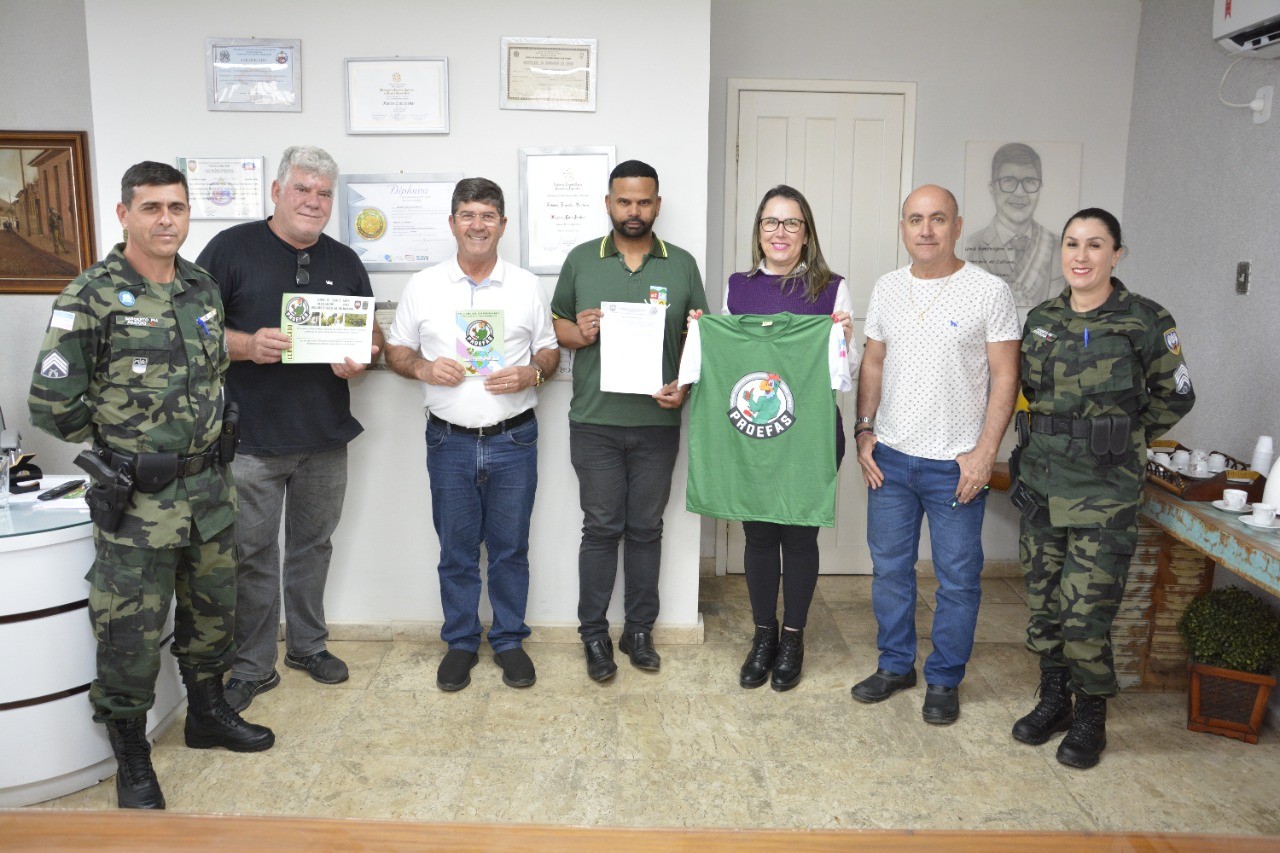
[1017,278,1194,696]
[28,243,236,722]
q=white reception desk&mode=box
[0,486,183,807]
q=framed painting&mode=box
[0,131,96,294]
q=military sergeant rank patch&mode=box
[728,372,796,439]
[40,351,70,379]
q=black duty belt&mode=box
[428,409,535,437]
[96,444,222,478]
[1029,416,1093,439]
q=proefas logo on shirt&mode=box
[728,372,795,439]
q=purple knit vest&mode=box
[725,270,841,316]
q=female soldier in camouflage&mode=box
[1010,208,1194,768]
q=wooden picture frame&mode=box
[0,131,96,294]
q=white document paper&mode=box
[599,301,664,395]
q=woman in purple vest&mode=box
[723,185,858,690]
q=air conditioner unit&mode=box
[1214,0,1280,57]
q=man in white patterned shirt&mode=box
[849,184,1020,725]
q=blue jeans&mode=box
[426,414,538,653]
[867,442,987,688]
[230,447,348,681]
[569,421,680,641]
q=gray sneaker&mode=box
[223,671,281,712]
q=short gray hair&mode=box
[277,146,339,184]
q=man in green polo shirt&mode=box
[551,159,708,682]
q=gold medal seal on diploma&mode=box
[355,207,387,241]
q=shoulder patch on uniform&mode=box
[50,309,75,331]
[40,351,69,379]
[1164,328,1181,355]
[1174,363,1192,395]
[1031,326,1057,342]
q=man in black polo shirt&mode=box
[196,145,383,711]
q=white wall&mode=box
[80,0,712,632]
[707,0,1143,562]
[0,0,93,475]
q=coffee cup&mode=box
[1153,452,1173,468]
[1223,489,1248,510]
[1190,459,1212,477]
[1208,453,1228,472]
[1191,449,1209,463]
[1251,503,1277,525]
[1171,449,1191,469]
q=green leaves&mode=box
[1177,586,1280,674]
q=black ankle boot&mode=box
[1056,695,1108,769]
[105,717,165,809]
[770,628,804,692]
[181,667,275,752]
[1012,668,1074,745]
[739,623,778,689]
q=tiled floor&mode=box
[35,574,1280,835]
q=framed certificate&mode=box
[500,37,597,112]
[345,58,449,134]
[519,146,615,275]
[176,157,266,220]
[205,38,301,112]
[338,173,462,272]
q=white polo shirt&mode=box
[863,262,1019,460]
[388,256,557,428]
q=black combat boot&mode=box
[770,628,805,692]
[105,717,165,809]
[1012,667,1074,745]
[739,623,778,689]
[181,667,275,752]
[1056,695,1108,769]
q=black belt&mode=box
[96,444,222,478]
[1029,416,1092,439]
[428,409,535,437]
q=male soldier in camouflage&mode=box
[28,161,274,810]
[1010,207,1194,769]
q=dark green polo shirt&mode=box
[551,233,707,426]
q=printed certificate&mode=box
[519,147,614,274]
[280,293,375,364]
[339,173,461,272]
[205,38,301,112]
[500,37,597,112]
[599,301,664,395]
[177,157,266,220]
[456,310,505,376]
[345,57,449,134]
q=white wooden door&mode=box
[725,83,912,574]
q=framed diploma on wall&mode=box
[338,173,462,272]
[500,37,597,112]
[518,146,615,275]
[205,38,301,112]
[345,57,450,134]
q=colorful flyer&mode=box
[456,310,505,376]
[280,293,375,364]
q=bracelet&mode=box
[854,425,875,438]
[533,366,545,388]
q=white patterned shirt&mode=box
[863,262,1019,460]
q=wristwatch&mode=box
[855,416,874,427]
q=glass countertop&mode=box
[1,476,93,539]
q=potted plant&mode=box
[1176,585,1280,744]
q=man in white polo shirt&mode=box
[385,177,559,692]
[849,184,1020,725]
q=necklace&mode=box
[909,270,955,319]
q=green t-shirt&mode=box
[683,314,843,526]
[551,234,707,427]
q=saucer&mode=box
[1182,469,1216,480]
[1212,500,1252,513]
[1240,515,1280,532]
